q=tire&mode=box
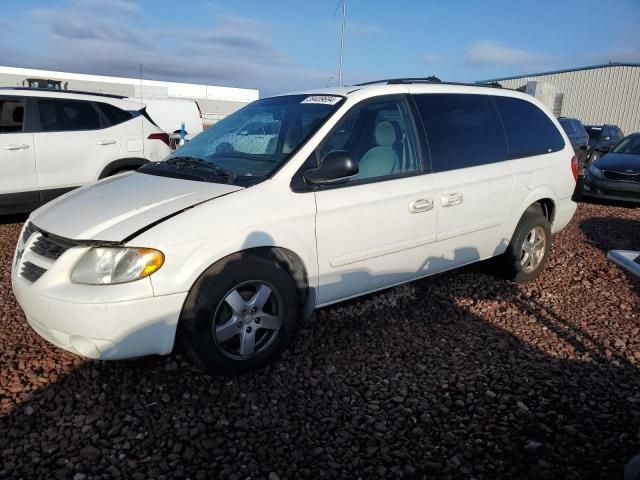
[179,252,298,375]
[496,208,552,283]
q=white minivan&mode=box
[0,88,172,214]
[12,80,578,374]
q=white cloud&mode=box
[18,2,329,95]
[467,42,539,66]
[72,0,140,14]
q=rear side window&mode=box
[494,96,564,158]
[0,97,25,133]
[414,93,508,172]
[38,99,101,132]
[97,102,133,127]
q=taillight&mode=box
[148,132,170,147]
[570,155,578,181]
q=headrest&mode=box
[12,106,24,123]
[374,120,396,146]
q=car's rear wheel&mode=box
[179,253,298,375]
[496,208,552,283]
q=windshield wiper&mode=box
[210,152,280,164]
[143,156,237,183]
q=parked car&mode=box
[585,124,625,163]
[132,98,203,148]
[583,132,640,203]
[12,81,578,374]
[0,88,171,214]
[558,117,589,174]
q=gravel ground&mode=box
[0,201,639,480]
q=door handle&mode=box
[4,144,30,151]
[97,139,116,145]
[442,192,463,207]
[408,198,434,213]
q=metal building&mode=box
[0,66,259,126]
[478,63,640,135]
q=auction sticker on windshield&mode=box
[301,95,342,105]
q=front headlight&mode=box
[71,247,164,285]
[588,163,604,178]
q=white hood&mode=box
[30,172,243,242]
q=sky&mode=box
[1,0,639,96]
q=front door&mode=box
[312,95,438,306]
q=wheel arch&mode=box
[178,245,312,326]
[503,188,557,246]
[98,158,149,179]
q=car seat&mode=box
[356,120,399,179]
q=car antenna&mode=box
[333,0,347,86]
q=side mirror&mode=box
[303,150,358,185]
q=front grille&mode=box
[603,170,640,183]
[22,222,36,244]
[21,261,47,283]
[30,234,74,260]
[18,225,77,283]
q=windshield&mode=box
[612,135,640,155]
[586,127,602,140]
[140,94,344,185]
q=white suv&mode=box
[12,80,578,374]
[0,88,171,214]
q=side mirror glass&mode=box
[303,150,358,185]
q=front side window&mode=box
[140,94,343,186]
[38,99,101,132]
[414,93,507,172]
[319,96,420,182]
[494,96,565,158]
[0,97,25,133]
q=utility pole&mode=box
[338,0,346,86]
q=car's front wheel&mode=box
[179,252,298,375]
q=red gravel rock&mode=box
[0,202,638,479]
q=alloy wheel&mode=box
[520,226,547,273]
[212,281,283,360]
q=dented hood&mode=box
[30,172,243,242]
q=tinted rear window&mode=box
[414,93,508,172]
[98,102,133,127]
[494,96,565,158]
[38,99,101,132]
[586,127,602,140]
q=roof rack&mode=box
[0,87,127,99]
[354,78,504,89]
